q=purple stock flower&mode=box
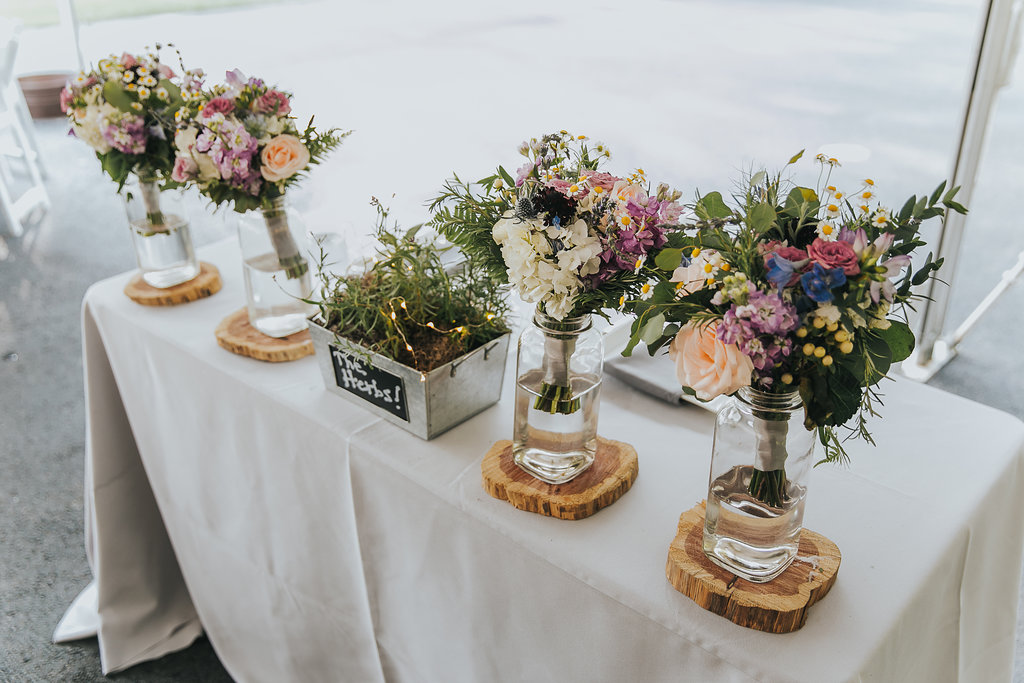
[102,115,147,154]
[717,291,799,373]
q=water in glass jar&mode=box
[131,215,199,288]
[242,252,313,338]
[513,368,600,484]
[703,464,806,582]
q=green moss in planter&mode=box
[311,201,510,372]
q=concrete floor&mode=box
[2,0,1024,680]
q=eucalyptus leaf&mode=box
[875,320,915,363]
[640,312,666,346]
[102,80,135,113]
[654,248,684,271]
[696,191,731,220]
[747,202,776,232]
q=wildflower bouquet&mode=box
[171,70,348,277]
[430,131,683,414]
[624,151,967,474]
[60,48,199,201]
[430,131,684,321]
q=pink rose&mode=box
[612,180,647,203]
[59,86,74,113]
[119,52,138,68]
[156,63,176,80]
[171,155,198,183]
[201,97,235,118]
[546,178,573,194]
[762,245,809,269]
[584,171,620,191]
[254,89,291,115]
[260,134,310,182]
[808,238,860,275]
[668,322,754,401]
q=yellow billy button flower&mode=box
[826,321,839,332]
[781,373,794,385]
[796,327,808,338]
[802,343,816,356]
[822,355,834,367]
[814,346,827,358]
[834,330,850,343]
[840,340,855,354]
[812,317,826,329]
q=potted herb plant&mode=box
[306,200,512,440]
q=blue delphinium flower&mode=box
[800,263,847,303]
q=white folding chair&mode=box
[0,18,49,237]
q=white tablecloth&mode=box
[66,237,1024,682]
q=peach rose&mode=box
[260,134,310,182]
[668,322,753,401]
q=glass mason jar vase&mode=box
[513,307,604,484]
[124,175,199,288]
[703,386,815,583]
[236,194,314,338]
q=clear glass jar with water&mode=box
[236,194,313,338]
[124,175,199,288]
[703,386,816,582]
[513,307,603,484]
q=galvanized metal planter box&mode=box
[307,316,511,440]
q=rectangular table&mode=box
[66,237,1024,682]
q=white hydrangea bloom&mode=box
[75,102,116,154]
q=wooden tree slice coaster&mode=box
[666,502,841,633]
[214,308,313,363]
[123,261,222,306]
[481,437,638,520]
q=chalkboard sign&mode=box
[328,344,409,422]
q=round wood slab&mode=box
[481,437,638,520]
[123,261,222,306]
[666,502,841,633]
[214,308,313,362]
